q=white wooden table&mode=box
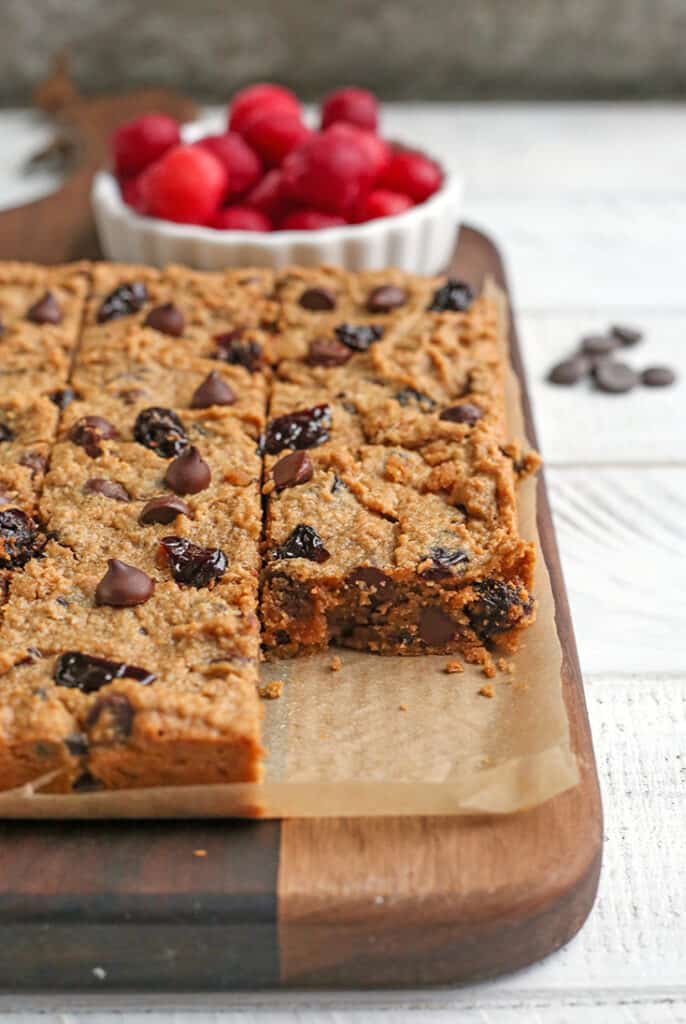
[1,103,684,1023]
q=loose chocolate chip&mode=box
[422,546,469,579]
[264,404,331,454]
[299,286,336,311]
[27,290,62,325]
[160,535,228,587]
[53,651,155,692]
[69,415,119,458]
[0,423,15,443]
[348,566,396,603]
[97,281,148,323]
[144,302,185,337]
[581,334,619,357]
[164,446,211,494]
[19,451,47,476]
[439,402,483,425]
[95,558,155,607]
[273,450,314,490]
[366,285,407,313]
[611,324,643,347]
[272,524,330,563]
[307,337,352,367]
[64,732,89,756]
[139,494,190,525]
[593,361,638,394]
[84,477,130,502]
[190,370,236,408]
[428,279,473,313]
[49,387,77,409]
[466,579,533,640]
[395,387,436,410]
[0,509,44,568]
[334,323,384,352]
[214,331,264,373]
[134,407,188,458]
[548,355,591,385]
[641,365,676,387]
[86,693,134,739]
[418,606,458,646]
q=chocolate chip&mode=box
[641,365,676,387]
[581,334,618,357]
[334,323,384,352]
[299,286,337,311]
[64,732,89,756]
[348,566,395,603]
[160,535,228,587]
[0,509,44,568]
[144,302,185,337]
[428,279,473,313]
[593,361,638,394]
[272,524,330,563]
[418,606,458,645]
[86,693,134,740]
[97,281,148,323]
[273,451,314,491]
[422,546,469,579]
[366,285,407,313]
[547,355,590,385]
[95,558,155,607]
[84,477,130,502]
[264,404,331,454]
[611,324,643,347]
[139,494,190,525]
[134,407,188,458]
[0,423,15,443]
[439,402,483,425]
[49,387,77,409]
[26,290,62,325]
[19,451,47,476]
[164,446,211,494]
[466,579,533,640]
[190,371,236,408]
[307,337,352,367]
[395,387,436,410]
[214,331,264,373]
[54,651,155,692]
[68,415,119,458]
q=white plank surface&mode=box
[0,103,684,1021]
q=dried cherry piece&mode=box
[466,579,534,640]
[395,387,436,410]
[97,281,148,323]
[133,407,188,458]
[263,404,331,454]
[272,524,330,563]
[214,331,264,372]
[428,279,473,312]
[160,535,228,587]
[53,651,155,692]
[0,423,14,443]
[421,545,469,580]
[19,451,47,476]
[334,323,384,352]
[68,415,119,457]
[49,387,78,409]
[0,509,44,568]
[86,693,134,739]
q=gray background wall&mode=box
[3,0,686,104]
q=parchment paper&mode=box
[0,280,579,817]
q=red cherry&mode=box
[245,168,292,222]
[380,147,443,203]
[240,109,311,167]
[228,83,300,135]
[325,123,391,180]
[321,87,379,133]
[281,131,374,217]
[111,114,180,176]
[355,189,413,222]
[280,209,347,230]
[139,145,228,224]
[195,133,262,199]
[212,206,271,231]
[119,174,148,214]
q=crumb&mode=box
[478,684,495,699]
[481,662,496,679]
[398,703,408,711]
[259,680,284,700]
[193,849,207,858]
[330,655,342,672]
[444,659,464,674]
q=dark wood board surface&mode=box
[0,107,602,988]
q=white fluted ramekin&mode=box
[92,158,462,274]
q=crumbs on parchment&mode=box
[478,683,495,699]
[259,680,284,700]
[330,655,342,672]
[444,659,464,674]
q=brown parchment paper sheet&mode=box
[0,278,579,818]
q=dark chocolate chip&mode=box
[641,365,676,387]
[299,286,336,311]
[54,651,155,692]
[27,290,62,325]
[581,334,619,357]
[611,324,643,347]
[334,323,384,352]
[273,451,314,491]
[0,508,44,568]
[395,387,436,410]
[86,693,134,739]
[144,302,185,337]
[0,423,15,443]
[49,387,77,409]
[68,415,119,458]
[307,337,352,367]
[366,285,408,313]
[97,281,148,323]
[64,732,89,756]
[593,361,638,394]
[547,355,591,385]
[134,407,188,458]
[84,477,130,502]
[19,451,47,476]
[160,535,227,587]
[418,606,458,646]
[272,524,330,563]
[190,371,236,408]
[428,279,473,312]
[264,404,331,454]
[139,494,190,525]
[348,566,396,603]
[163,446,211,494]
[439,402,483,425]
[95,558,155,607]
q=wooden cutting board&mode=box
[0,96,602,990]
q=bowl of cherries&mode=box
[92,83,463,272]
